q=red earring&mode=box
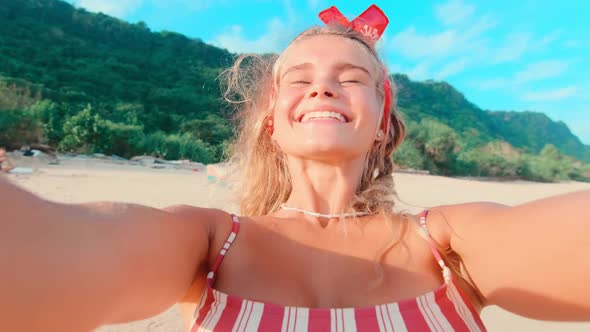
[265,114,274,136]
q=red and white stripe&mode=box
[376,303,408,332]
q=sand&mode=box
[5,156,590,332]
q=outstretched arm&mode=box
[0,177,220,331]
[432,190,590,321]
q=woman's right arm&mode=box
[0,177,219,331]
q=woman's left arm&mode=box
[433,190,590,321]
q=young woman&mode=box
[1,5,589,331]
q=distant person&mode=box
[1,4,589,331]
[0,148,14,173]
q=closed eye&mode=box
[340,80,362,85]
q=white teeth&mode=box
[300,111,346,123]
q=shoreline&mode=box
[6,152,589,185]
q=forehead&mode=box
[279,34,379,76]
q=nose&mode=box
[307,81,337,99]
[309,90,335,98]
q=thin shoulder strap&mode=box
[207,214,240,286]
[418,209,452,283]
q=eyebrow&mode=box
[281,62,372,79]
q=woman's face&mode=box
[271,34,382,162]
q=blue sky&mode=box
[66,0,590,144]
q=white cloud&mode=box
[387,12,494,79]
[150,0,219,11]
[514,60,570,83]
[210,17,295,53]
[521,87,578,102]
[435,57,469,78]
[306,0,324,10]
[461,15,497,40]
[564,40,581,48]
[474,59,571,91]
[493,32,531,63]
[474,78,509,90]
[536,29,562,48]
[390,28,458,60]
[71,0,143,18]
[387,12,495,68]
[435,0,475,26]
[490,30,562,64]
[407,61,433,81]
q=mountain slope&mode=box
[0,0,233,132]
[394,74,590,162]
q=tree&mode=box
[59,104,104,152]
[393,140,426,170]
[413,118,461,174]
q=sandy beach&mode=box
[4,155,590,332]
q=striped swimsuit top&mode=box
[189,210,487,332]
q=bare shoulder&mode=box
[420,202,509,244]
[415,202,510,310]
[161,205,240,264]
[163,205,229,233]
[163,204,229,221]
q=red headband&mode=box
[319,4,392,135]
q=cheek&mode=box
[274,89,303,122]
[352,88,381,119]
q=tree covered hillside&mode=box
[1,0,589,181]
[394,74,590,162]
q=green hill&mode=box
[484,110,590,162]
[0,0,232,131]
[394,74,590,162]
[1,0,588,181]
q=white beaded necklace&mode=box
[279,203,373,219]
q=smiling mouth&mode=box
[298,111,350,123]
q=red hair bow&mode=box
[319,4,392,136]
[319,4,389,45]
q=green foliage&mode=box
[407,118,461,175]
[485,111,590,161]
[520,144,587,182]
[181,114,234,145]
[0,0,233,137]
[393,74,590,163]
[181,114,234,160]
[0,80,41,110]
[455,141,524,177]
[139,131,213,163]
[59,104,104,152]
[0,109,39,148]
[0,101,45,149]
[96,120,144,157]
[393,140,426,170]
[29,100,67,145]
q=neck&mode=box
[280,156,365,221]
